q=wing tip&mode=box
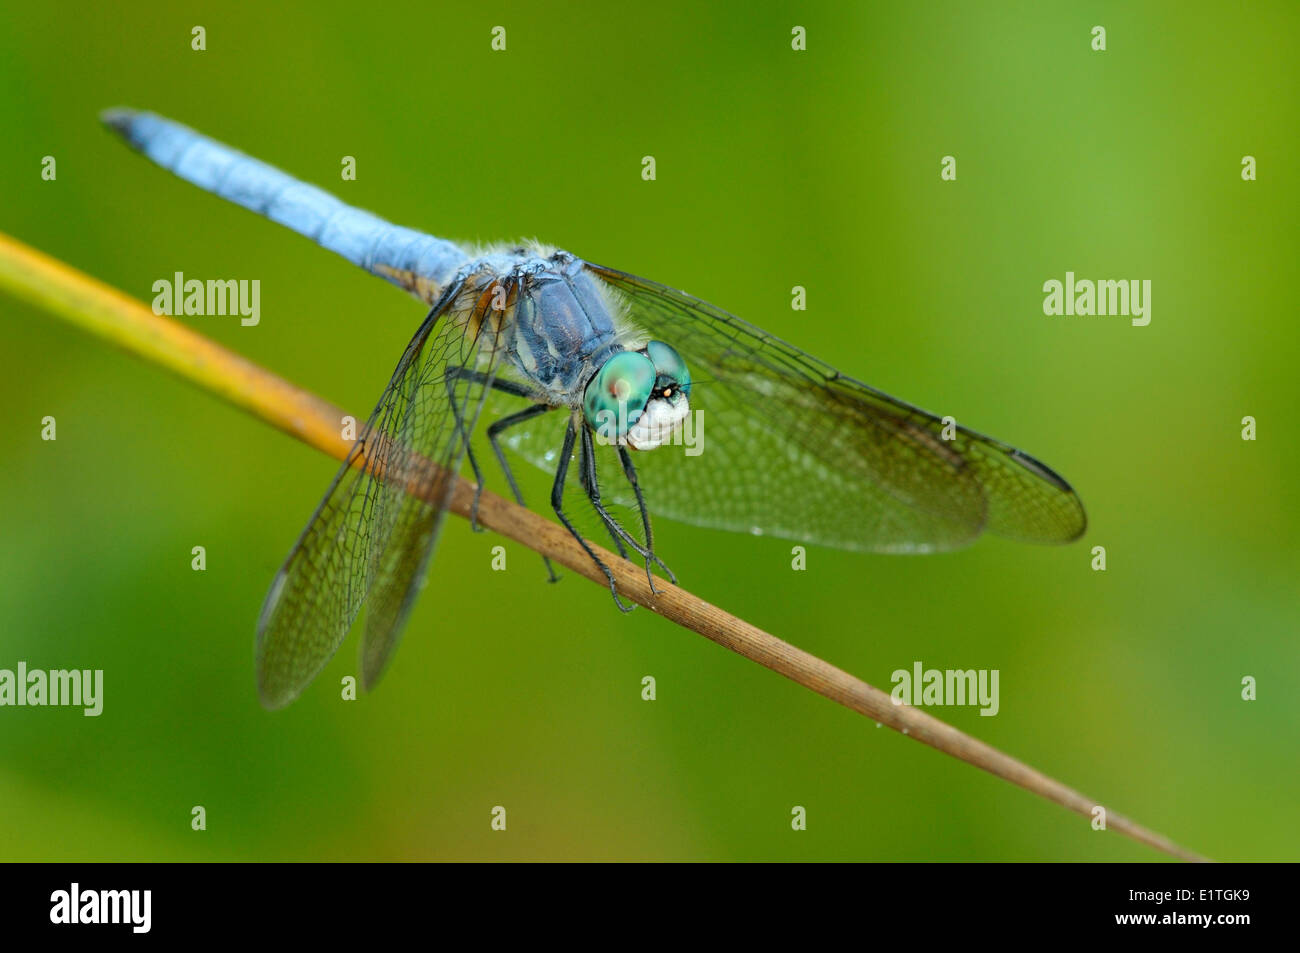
[254,572,305,709]
[358,636,394,695]
[1010,447,1088,542]
[1007,447,1074,494]
[1065,495,1088,542]
[978,448,1088,545]
[256,675,297,711]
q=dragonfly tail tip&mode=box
[99,107,140,135]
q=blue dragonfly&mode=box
[104,109,1086,708]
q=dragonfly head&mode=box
[583,341,691,450]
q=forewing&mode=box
[582,263,1086,552]
[255,282,501,707]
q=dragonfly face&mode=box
[103,109,1088,708]
[582,341,692,450]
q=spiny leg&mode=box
[618,445,677,587]
[552,419,633,612]
[577,426,629,561]
[579,425,669,593]
[487,402,560,583]
[445,368,640,604]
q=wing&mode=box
[255,279,502,708]
[562,263,1087,553]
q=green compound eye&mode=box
[583,350,656,438]
[645,340,690,397]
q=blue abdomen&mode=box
[103,109,469,302]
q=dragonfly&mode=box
[104,109,1086,709]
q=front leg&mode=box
[580,426,671,593]
[577,425,629,561]
[552,419,633,613]
[618,445,677,587]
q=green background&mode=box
[1,1,1295,861]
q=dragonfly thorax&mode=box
[470,247,634,404]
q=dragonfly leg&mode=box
[552,419,633,613]
[579,426,670,594]
[578,426,630,561]
[444,368,535,531]
[486,403,560,583]
[617,445,677,589]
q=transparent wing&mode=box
[255,281,502,708]
[514,262,1085,553]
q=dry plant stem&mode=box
[0,231,1209,862]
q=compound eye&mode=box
[583,350,656,437]
[645,340,691,397]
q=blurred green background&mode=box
[1,1,1295,861]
